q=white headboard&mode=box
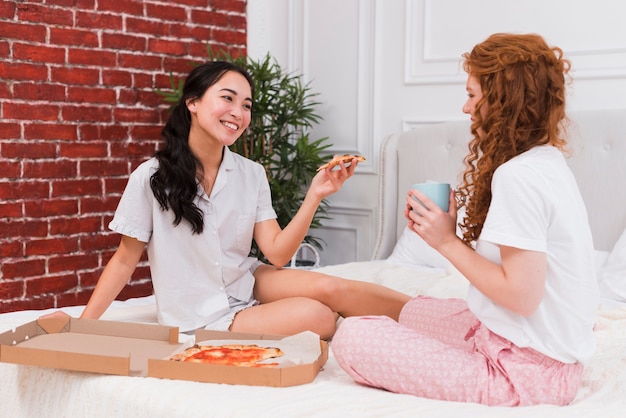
[372,109,626,259]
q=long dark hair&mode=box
[150,61,254,234]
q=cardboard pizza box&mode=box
[148,329,329,387]
[0,317,181,376]
[0,318,328,387]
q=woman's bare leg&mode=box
[230,297,337,340]
[253,265,411,321]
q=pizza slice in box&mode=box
[169,343,284,368]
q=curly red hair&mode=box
[457,33,571,246]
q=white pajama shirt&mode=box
[109,147,277,332]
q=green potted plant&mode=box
[157,50,332,262]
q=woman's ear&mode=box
[186,99,197,112]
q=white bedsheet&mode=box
[1,261,625,417]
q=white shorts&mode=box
[199,261,265,331]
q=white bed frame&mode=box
[373,109,626,258]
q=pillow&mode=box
[387,226,451,268]
[387,207,465,269]
[598,228,626,304]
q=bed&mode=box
[1,109,625,417]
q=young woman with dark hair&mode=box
[70,61,410,340]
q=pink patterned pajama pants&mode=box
[332,296,583,406]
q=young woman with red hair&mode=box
[332,33,598,406]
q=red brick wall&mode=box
[0,0,247,313]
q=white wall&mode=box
[248,0,626,265]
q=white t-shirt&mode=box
[466,145,599,363]
[109,147,277,332]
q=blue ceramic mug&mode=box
[411,182,451,212]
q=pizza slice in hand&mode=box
[317,154,366,172]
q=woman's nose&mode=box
[230,106,242,119]
[462,101,471,114]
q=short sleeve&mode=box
[108,160,156,243]
[254,166,277,223]
[479,161,551,252]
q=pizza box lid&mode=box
[0,317,182,376]
[148,329,329,387]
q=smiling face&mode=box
[187,70,253,149]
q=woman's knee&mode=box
[307,273,347,303]
[313,305,338,340]
[297,300,337,339]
